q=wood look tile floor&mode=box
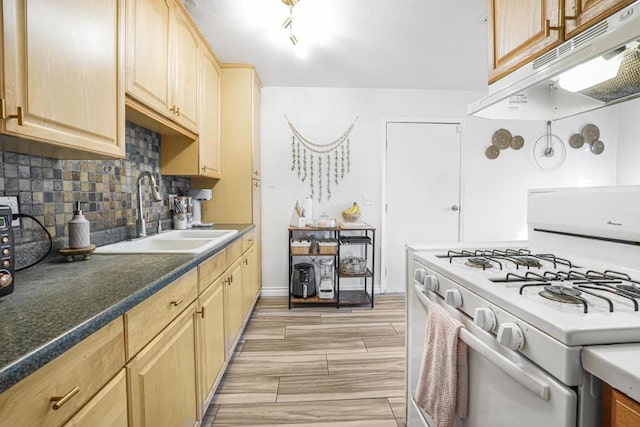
[203,295,406,427]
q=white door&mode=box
[384,122,461,293]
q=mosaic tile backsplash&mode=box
[0,122,190,247]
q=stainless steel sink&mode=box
[94,229,238,254]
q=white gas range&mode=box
[406,185,640,427]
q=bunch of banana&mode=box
[342,202,361,219]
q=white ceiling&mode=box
[183,0,489,90]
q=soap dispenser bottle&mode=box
[69,202,90,248]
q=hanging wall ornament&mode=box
[286,115,358,202]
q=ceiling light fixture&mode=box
[281,0,300,46]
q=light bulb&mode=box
[558,53,624,92]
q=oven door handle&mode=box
[414,286,551,401]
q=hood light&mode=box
[558,52,624,92]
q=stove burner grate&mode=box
[512,256,543,268]
[539,285,584,304]
[465,257,493,269]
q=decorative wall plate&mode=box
[510,135,524,150]
[569,133,584,148]
[581,124,600,144]
[492,129,512,149]
[485,145,500,159]
[591,140,605,154]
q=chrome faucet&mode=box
[136,171,162,238]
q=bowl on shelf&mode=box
[341,212,361,222]
[340,256,367,274]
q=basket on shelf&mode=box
[318,240,338,254]
[290,240,311,255]
[340,256,367,274]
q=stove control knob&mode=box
[474,308,497,332]
[424,275,439,292]
[497,323,524,350]
[414,268,426,286]
[0,270,13,288]
[444,289,463,308]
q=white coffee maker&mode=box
[188,189,213,227]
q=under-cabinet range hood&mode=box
[468,1,640,121]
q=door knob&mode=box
[451,205,460,211]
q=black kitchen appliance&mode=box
[291,263,316,298]
[0,206,14,298]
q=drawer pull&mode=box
[50,386,79,410]
[171,299,184,307]
[196,307,205,318]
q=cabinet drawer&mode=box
[62,369,128,427]
[125,269,198,359]
[242,229,255,252]
[227,238,243,263]
[198,248,227,294]
[0,318,124,427]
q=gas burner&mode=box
[540,285,583,304]
[617,284,640,296]
[512,256,543,268]
[465,257,493,269]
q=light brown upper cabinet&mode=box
[163,45,221,180]
[126,0,199,135]
[0,0,125,159]
[201,65,262,224]
[564,0,636,38]
[488,0,563,83]
[487,0,635,83]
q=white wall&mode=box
[260,87,619,295]
[615,97,640,185]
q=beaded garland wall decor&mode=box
[287,116,358,202]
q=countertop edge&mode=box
[582,344,640,403]
[0,224,255,393]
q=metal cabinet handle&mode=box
[243,258,249,265]
[451,205,460,212]
[171,299,184,307]
[1,100,24,126]
[196,307,205,318]
[50,386,80,410]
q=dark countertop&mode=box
[0,224,254,393]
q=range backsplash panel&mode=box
[0,121,189,246]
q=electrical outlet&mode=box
[363,195,374,206]
[0,196,20,227]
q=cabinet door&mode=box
[170,4,199,133]
[488,0,563,83]
[127,303,198,427]
[197,276,225,412]
[62,370,128,427]
[199,48,221,178]
[603,383,640,427]
[564,0,635,38]
[125,0,172,117]
[241,246,257,316]
[1,0,124,159]
[224,259,244,357]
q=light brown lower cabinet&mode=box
[62,369,128,427]
[224,258,244,358]
[197,274,226,413]
[242,245,257,315]
[604,383,640,427]
[0,318,124,427]
[127,302,198,427]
